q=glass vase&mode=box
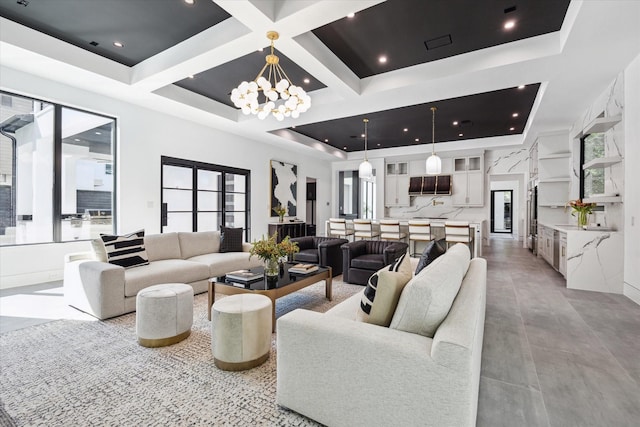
[265,258,279,280]
[577,211,589,228]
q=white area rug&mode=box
[0,279,362,426]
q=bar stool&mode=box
[379,219,407,243]
[353,219,380,240]
[444,220,473,256]
[408,220,431,257]
[329,218,355,241]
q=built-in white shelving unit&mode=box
[583,114,622,135]
[582,155,622,170]
[583,195,623,203]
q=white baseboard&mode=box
[0,270,63,290]
[623,282,640,306]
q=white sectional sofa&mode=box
[64,231,262,320]
[276,243,487,427]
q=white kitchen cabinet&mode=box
[452,155,484,207]
[559,232,567,277]
[385,162,410,207]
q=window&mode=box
[161,156,251,240]
[580,133,605,199]
[0,91,115,245]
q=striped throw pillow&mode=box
[357,253,411,327]
[100,230,149,269]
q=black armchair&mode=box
[290,236,348,277]
[341,240,409,285]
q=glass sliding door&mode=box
[161,157,250,240]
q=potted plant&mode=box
[566,199,596,228]
[249,233,299,279]
[273,204,287,223]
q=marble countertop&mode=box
[539,222,617,233]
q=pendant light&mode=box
[426,106,442,175]
[358,118,373,180]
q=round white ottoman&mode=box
[136,283,193,348]
[211,294,272,371]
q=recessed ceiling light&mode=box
[361,133,365,138]
[325,139,329,142]
[452,121,459,126]
[510,127,515,131]
[184,0,195,4]
[303,78,310,84]
[377,143,381,146]
[347,12,355,18]
[113,41,124,48]
[343,146,347,150]
[378,55,387,64]
[518,85,525,89]
[403,128,408,132]
[74,138,80,142]
[95,131,101,135]
[257,47,263,52]
[414,138,419,142]
[188,75,194,79]
[512,112,519,118]
[291,125,296,129]
[504,20,516,30]
[459,133,464,137]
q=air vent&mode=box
[89,41,99,46]
[504,5,517,13]
[424,34,452,50]
[460,120,473,128]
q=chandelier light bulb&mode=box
[230,31,311,120]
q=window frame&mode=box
[0,90,117,246]
[160,156,251,240]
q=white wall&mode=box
[623,53,640,304]
[0,68,333,288]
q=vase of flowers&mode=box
[249,233,299,280]
[273,204,287,223]
[567,199,596,228]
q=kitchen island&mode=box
[538,222,623,294]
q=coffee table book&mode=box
[288,263,319,274]
[225,269,263,284]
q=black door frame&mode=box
[490,189,513,234]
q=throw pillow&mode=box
[100,230,149,269]
[219,226,244,253]
[390,243,470,338]
[356,253,412,327]
[415,238,447,275]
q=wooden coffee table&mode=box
[208,263,332,332]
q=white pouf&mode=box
[211,294,272,371]
[136,283,193,348]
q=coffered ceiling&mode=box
[1,0,639,160]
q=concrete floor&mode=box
[1,237,639,426]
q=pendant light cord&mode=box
[431,106,437,155]
[363,118,369,160]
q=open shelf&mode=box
[583,195,623,203]
[583,156,622,170]
[583,114,622,135]
[538,177,571,183]
[538,152,571,160]
[539,203,566,208]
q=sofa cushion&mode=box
[187,252,263,278]
[357,253,411,327]
[101,230,149,269]
[351,254,385,271]
[145,232,181,261]
[390,243,471,338]
[178,231,220,259]
[415,238,447,275]
[294,249,319,264]
[91,238,108,262]
[219,226,243,253]
[124,259,209,297]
